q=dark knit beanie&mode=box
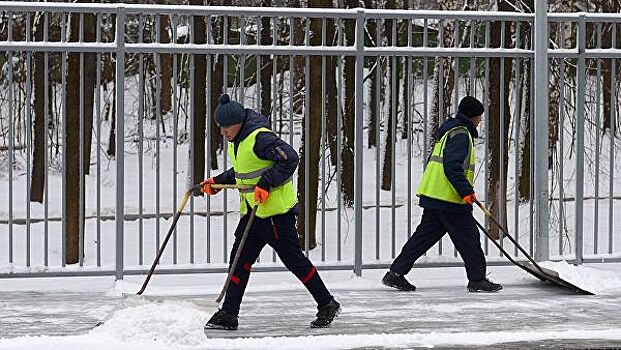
[215,94,246,127]
[458,96,485,119]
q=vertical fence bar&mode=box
[26,13,32,267]
[453,20,459,113]
[138,14,145,266]
[7,11,14,265]
[609,56,616,255]
[272,17,278,263]
[321,17,326,262]
[189,13,195,265]
[574,15,586,263]
[204,15,211,263]
[558,25,566,256]
[115,6,126,280]
[172,15,179,264]
[483,21,490,254]
[223,15,229,263]
[375,18,381,260]
[336,18,343,261]
[44,12,49,267]
[407,18,413,239]
[354,9,364,276]
[594,23,602,255]
[304,18,310,257]
[534,1,549,261]
[156,15,162,257]
[391,18,397,259]
[96,13,102,267]
[61,13,67,267]
[79,13,85,266]
[499,20,506,248]
[469,19,475,94]
[513,21,522,257]
[423,18,428,169]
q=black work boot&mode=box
[204,309,239,330]
[467,278,503,293]
[310,298,341,328]
[382,271,417,291]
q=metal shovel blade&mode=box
[515,261,595,295]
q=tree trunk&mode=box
[260,0,272,118]
[486,0,513,239]
[191,0,207,184]
[429,4,455,152]
[82,12,97,175]
[107,85,116,157]
[64,12,82,264]
[325,19,338,166]
[159,3,172,114]
[518,12,532,201]
[30,13,47,203]
[381,1,397,191]
[209,0,224,170]
[297,0,334,250]
[340,0,357,207]
[365,0,378,149]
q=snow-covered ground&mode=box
[1,263,621,349]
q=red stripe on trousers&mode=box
[231,275,241,285]
[243,262,252,272]
[301,266,316,284]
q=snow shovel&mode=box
[134,183,255,297]
[474,200,594,295]
[93,184,256,328]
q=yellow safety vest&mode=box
[228,127,297,218]
[416,126,475,204]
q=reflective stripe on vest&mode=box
[228,127,297,218]
[416,126,475,204]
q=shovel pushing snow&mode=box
[93,183,257,329]
[474,201,594,295]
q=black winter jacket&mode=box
[418,113,478,213]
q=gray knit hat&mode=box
[215,94,246,127]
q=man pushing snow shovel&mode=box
[199,94,340,330]
[382,96,503,294]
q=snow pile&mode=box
[539,260,621,295]
[91,300,213,347]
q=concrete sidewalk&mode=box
[2,280,621,348]
[2,266,621,349]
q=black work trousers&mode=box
[390,208,486,282]
[222,209,333,316]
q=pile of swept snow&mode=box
[538,260,621,295]
[91,301,213,347]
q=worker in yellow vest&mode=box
[201,94,340,330]
[382,96,502,293]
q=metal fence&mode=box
[1,3,620,279]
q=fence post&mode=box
[115,6,126,280]
[534,1,550,261]
[354,8,364,276]
[575,14,586,264]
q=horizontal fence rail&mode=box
[0,3,620,279]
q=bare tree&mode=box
[381,0,398,191]
[191,0,207,186]
[297,0,335,250]
[340,0,357,206]
[208,0,224,170]
[486,0,514,239]
[159,1,173,114]
[30,13,52,203]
